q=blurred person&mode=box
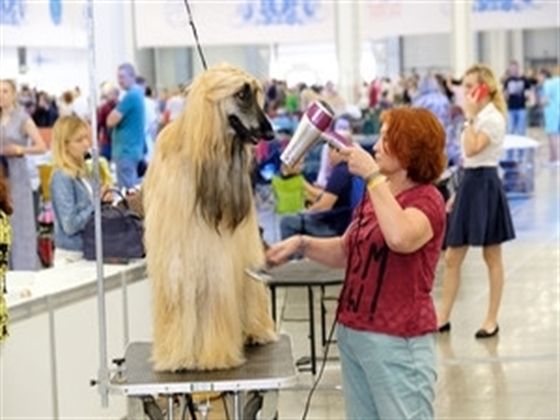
[537,68,560,164]
[32,91,57,127]
[315,118,351,188]
[0,167,13,342]
[57,90,76,117]
[503,61,532,135]
[279,127,354,239]
[267,107,447,419]
[97,82,120,161]
[49,116,111,266]
[322,81,346,116]
[107,63,146,190]
[412,75,458,165]
[72,86,90,121]
[438,64,515,339]
[0,79,47,270]
[164,87,186,124]
[135,76,159,164]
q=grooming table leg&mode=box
[167,395,174,420]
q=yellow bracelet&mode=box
[365,171,385,190]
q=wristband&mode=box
[16,146,24,157]
[364,170,385,190]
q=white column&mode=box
[450,0,473,79]
[485,30,508,80]
[509,29,525,69]
[93,1,129,86]
[334,0,363,105]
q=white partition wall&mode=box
[0,263,151,419]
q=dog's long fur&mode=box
[143,63,277,371]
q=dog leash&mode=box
[182,0,208,70]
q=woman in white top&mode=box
[438,64,515,339]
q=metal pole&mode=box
[47,296,60,419]
[85,0,109,407]
[121,272,130,348]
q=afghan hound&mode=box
[143,63,277,371]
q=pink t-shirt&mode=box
[338,184,445,337]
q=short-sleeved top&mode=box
[542,76,560,132]
[312,161,353,234]
[503,76,531,110]
[111,87,145,161]
[337,184,445,337]
[462,103,506,168]
[271,174,306,215]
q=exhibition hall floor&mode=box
[258,132,559,419]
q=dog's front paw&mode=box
[244,329,278,347]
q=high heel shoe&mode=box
[475,325,499,339]
[438,322,451,333]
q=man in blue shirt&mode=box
[280,143,354,239]
[107,63,145,189]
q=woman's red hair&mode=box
[0,168,13,215]
[380,108,446,184]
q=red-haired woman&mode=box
[0,167,13,342]
[267,108,447,419]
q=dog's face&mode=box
[225,82,275,144]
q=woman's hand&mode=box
[0,142,24,157]
[265,235,302,267]
[100,185,113,203]
[464,90,482,120]
[339,143,378,179]
[445,193,456,214]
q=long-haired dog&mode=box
[143,63,277,371]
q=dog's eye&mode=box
[236,84,252,101]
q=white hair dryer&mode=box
[280,101,353,167]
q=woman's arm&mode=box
[266,234,347,269]
[50,173,94,236]
[340,145,434,254]
[303,180,322,203]
[305,191,337,212]
[462,123,490,157]
[366,181,434,253]
[22,118,47,155]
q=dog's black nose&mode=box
[260,119,275,141]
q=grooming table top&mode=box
[109,334,297,395]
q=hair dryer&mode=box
[280,101,353,167]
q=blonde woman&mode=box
[0,79,47,270]
[49,116,110,265]
[438,64,515,338]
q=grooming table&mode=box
[109,334,297,420]
[267,260,345,375]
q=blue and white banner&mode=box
[0,0,87,47]
[134,0,336,48]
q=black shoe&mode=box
[475,325,499,339]
[438,322,451,333]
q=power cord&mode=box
[300,185,368,420]
[300,310,338,419]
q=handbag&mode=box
[82,189,144,261]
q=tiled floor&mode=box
[257,130,559,419]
